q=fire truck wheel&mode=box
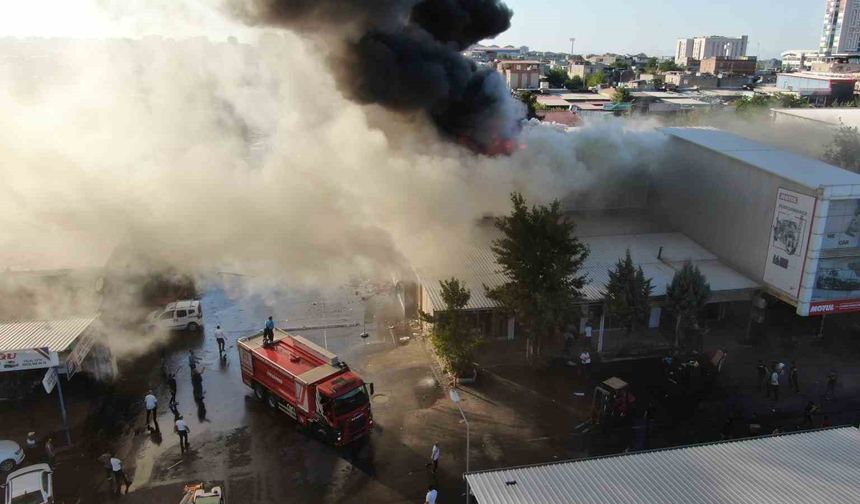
[267,393,279,410]
[254,383,266,401]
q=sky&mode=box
[2,0,825,58]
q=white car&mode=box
[0,441,24,472]
[146,300,204,332]
[3,464,53,504]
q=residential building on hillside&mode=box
[495,60,542,90]
[700,56,758,75]
[463,44,526,62]
[676,35,749,65]
[821,0,860,55]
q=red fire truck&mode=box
[237,329,374,446]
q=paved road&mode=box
[77,277,458,504]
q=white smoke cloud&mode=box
[0,28,665,288]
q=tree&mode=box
[643,57,659,73]
[664,262,711,347]
[487,193,590,365]
[658,60,680,72]
[736,93,808,115]
[565,75,584,91]
[517,91,538,120]
[824,125,860,172]
[545,67,569,88]
[603,249,653,336]
[612,87,633,103]
[419,278,482,376]
[586,71,605,88]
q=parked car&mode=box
[0,440,24,472]
[2,463,53,504]
[146,300,204,332]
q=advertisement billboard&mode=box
[809,198,860,315]
[763,189,816,300]
[0,347,60,373]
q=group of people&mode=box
[756,360,838,401]
[563,321,594,377]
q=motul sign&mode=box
[808,300,860,316]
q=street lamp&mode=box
[449,388,470,504]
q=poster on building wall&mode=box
[0,347,60,373]
[763,188,816,300]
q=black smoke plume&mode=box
[231,0,522,153]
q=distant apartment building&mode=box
[587,54,620,66]
[464,44,527,61]
[675,35,749,65]
[820,0,860,55]
[495,60,542,89]
[780,49,821,70]
[664,72,751,90]
[568,61,606,80]
[699,56,757,75]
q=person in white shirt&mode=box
[767,364,780,401]
[584,321,593,348]
[425,443,440,473]
[175,416,191,453]
[580,350,592,377]
[215,325,226,356]
[425,485,438,504]
[144,391,159,432]
[109,455,132,495]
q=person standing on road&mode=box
[191,366,205,401]
[789,362,799,393]
[44,438,55,468]
[826,370,838,400]
[756,360,767,392]
[425,485,438,504]
[167,372,178,406]
[215,325,226,356]
[264,316,275,345]
[580,349,592,377]
[584,321,593,349]
[175,416,191,453]
[425,443,440,474]
[766,364,780,401]
[144,390,159,432]
[110,454,132,495]
[188,350,199,370]
[803,401,819,427]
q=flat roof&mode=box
[466,427,860,504]
[559,93,609,101]
[662,127,860,192]
[419,231,757,309]
[661,98,711,106]
[535,96,571,107]
[777,71,859,81]
[0,316,97,353]
[771,107,860,129]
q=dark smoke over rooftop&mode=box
[230,0,522,152]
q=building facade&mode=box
[775,72,858,105]
[568,61,606,80]
[780,49,821,70]
[699,56,757,75]
[494,60,542,90]
[676,35,749,65]
[821,0,860,55]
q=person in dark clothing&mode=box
[826,370,838,399]
[756,360,767,392]
[721,418,734,440]
[263,316,275,345]
[167,373,177,406]
[803,401,819,428]
[789,362,799,393]
[191,367,205,401]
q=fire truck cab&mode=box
[237,329,373,446]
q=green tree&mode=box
[565,75,585,91]
[517,91,538,119]
[664,262,711,347]
[736,93,808,115]
[545,67,569,88]
[487,193,590,365]
[612,87,633,103]
[586,71,606,88]
[603,249,653,336]
[644,57,659,73]
[658,60,681,72]
[419,278,482,376]
[824,125,860,172]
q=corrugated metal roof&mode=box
[771,107,860,129]
[466,427,860,504]
[662,127,860,190]
[0,316,97,352]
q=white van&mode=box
[146,300,204,332]
[3,463,53,504]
